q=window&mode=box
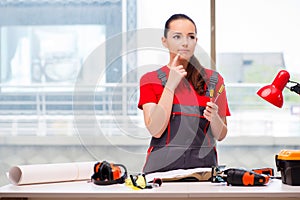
[216,0,300,137]
[1,25,105,86]
[0,0,131,135]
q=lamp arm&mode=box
[288,80,300,95]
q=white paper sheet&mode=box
[7,162,95,185]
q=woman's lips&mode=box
[178,49,190,54]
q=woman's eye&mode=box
[189,35,195,40]
[173,35,181,39]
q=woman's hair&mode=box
[164,13,197,37]
[164,14,207,95]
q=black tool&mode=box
[212,166,271,186]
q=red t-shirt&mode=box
[138,66,230,117]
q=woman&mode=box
[138,14,230,174]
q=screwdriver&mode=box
[213,84,225,103]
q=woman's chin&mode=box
[178,54,192,61]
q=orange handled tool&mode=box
[212,167,270,186]
[226,168,270,186]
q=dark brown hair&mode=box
[164,14,207,95]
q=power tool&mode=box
[211,166,271,186]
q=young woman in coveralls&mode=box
[138,14,231,174]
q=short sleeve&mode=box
[138,74,159,110]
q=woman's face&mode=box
[162,19,198,61]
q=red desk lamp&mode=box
[257,70,300,108]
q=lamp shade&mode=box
[257,70,290,108]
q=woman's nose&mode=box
[181,37,188,46]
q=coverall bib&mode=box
[142,68,219,174]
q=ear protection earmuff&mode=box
[91,161,127,185]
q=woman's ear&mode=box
[161,37,168,48]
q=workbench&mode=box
[0,179,300,200]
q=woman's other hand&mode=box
[204,101,227,141]
[203,101,219,122]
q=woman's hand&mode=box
[203,101,219,122]
[165,54,187,92]
[204,101,227,141]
